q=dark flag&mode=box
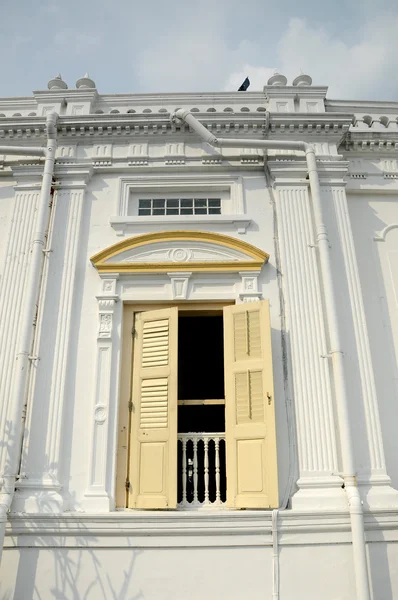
[238,77,250,91]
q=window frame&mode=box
[137,196,222,217]
[116,301,234,508]
[116,300,278,510]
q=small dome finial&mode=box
[266,72,287,86]
[76,73,96,89]
[47,74,68,90]
[292,73,312,87]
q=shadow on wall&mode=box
[348,198,398,490]
[366,513,394,600]
[6,520,144,600]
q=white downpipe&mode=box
[0,112,58,562]
[271,509,279,600]
[0,146,45,156]
[172,109,371,600]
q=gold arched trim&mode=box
[91,230,269,274]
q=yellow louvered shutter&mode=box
[128,307,178,508]
[223,300,278,508]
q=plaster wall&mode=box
[14,167,289,513]
[1,84,398,600]
[348,191,398,488]
[1,539,398,600]
[0,545,349,600]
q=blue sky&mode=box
[1,0,398,100]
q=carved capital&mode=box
[239,271,262,302]
[96,276,119,339]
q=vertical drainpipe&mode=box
[0,112,58,562]
[171,110,371,600]
[271,509,279,600]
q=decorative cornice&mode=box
[343,131,398,153]
[0,112,353,144]
[10,161,93,188]
[268,112,352,139]
[268,157,349,184]
[326,99,398,114]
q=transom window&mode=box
[138,197,221,216]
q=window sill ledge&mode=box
[6,509,398,548]
[110,215,252,235]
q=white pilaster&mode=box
[332,185,398,508]
[272,175,345,508]
[14,165,92,512]
[0,169,41,476]
[83,277,119,512]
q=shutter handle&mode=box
[267,392,272,405]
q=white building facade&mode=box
[0,73,398,599]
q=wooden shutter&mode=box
[128,307,178,508]
[223,300,278,508]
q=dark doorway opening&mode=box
[178,314,225,401]
[177,313,227,505]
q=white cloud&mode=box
[225,16,398,99]
[134,11,398,99]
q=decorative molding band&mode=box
[0,112,353,144]
[268,158,349,185]
[344,135,398,153]
[5,509,398,548]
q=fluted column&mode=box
[273,177,345,509]
[14,165,92,512]
[332,184,398,507]
[0,181,40,475]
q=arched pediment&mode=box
[91,231,269,273]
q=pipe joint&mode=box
[330,348,344,357]
[45,112,58,138]
[172,109,218,145]
[347,492,364,514]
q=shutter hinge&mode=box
[125,478,131,492]
[128,400,133,412]
[131,326,136,335]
